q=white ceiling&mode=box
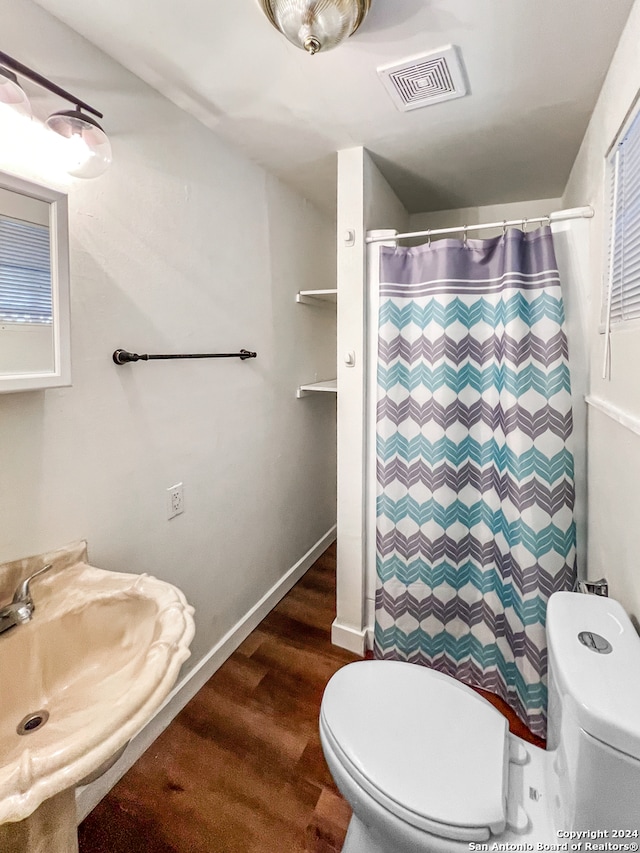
[33,0,635,216]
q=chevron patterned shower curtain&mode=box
[373,227,576,737]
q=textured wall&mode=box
[0,0,337,675]
[562,0,640,620]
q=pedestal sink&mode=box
[0,541,195,853]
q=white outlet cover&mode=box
[166,483,184,520]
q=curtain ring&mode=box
[502,220,507,236]
[463,225,468,247]
[522,218,528,233]
[546,214,552,228]
[426,229,432,246]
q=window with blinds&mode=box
[607,105,640,324]
[0,215,52,325]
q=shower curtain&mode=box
[373,226,576,737]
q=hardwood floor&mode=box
[78,543,544,853]
[78,544,357,853]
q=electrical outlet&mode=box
[167,483,184,520]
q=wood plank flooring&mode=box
[78,544,357,853]
[78,543,543,853]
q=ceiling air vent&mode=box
[378,45,468,112]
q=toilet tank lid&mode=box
[547,592,640,760]
[321,661,508,835]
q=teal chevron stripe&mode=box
[378,492,571,532]
[378,291,566,330]
[377,497,575,553]
[372,623,548,709]
[377,362,571,396]
[376,548,575,588]
[376,555,538,589]
[375,435,575,478]
[376,553,572,593]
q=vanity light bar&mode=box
[0,49,111,179]
[0,50,102,119]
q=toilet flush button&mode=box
[578,631,612,654]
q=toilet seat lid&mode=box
[321,661,509,838]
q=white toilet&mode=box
[320,591,640,852]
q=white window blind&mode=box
[608,107,640,323]
[0,215,52,324]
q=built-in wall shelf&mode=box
[296,289,337,305]
[296,379,337,398]
[296,288,337,396]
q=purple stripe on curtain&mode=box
[380,226,560,286]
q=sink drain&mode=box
[17,710,49,736]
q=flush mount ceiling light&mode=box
[0,49,111,179]
[258,0,371,55]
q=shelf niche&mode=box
[296,379,337,398]
[296,288,337,397]
[296,289,337,306]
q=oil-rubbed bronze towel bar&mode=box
[112,349,257,364]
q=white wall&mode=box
[563,0,640,619]
[409,199,562,236]
[0,0,337,676]
[334,146,408,653]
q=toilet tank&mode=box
[546,591,640,829]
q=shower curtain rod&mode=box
[364,205,594,244]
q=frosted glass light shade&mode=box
[0,68,31,117]
[259,0,371,54]
[46,109,112,178]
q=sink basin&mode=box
[0,541,195,825]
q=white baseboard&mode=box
[76,525,337,822]
[331,618,367,656]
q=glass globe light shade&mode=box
[0,67,31,118]
[46,109,112,179]
[259,0,371,55]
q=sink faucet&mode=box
[0,564,53,635]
